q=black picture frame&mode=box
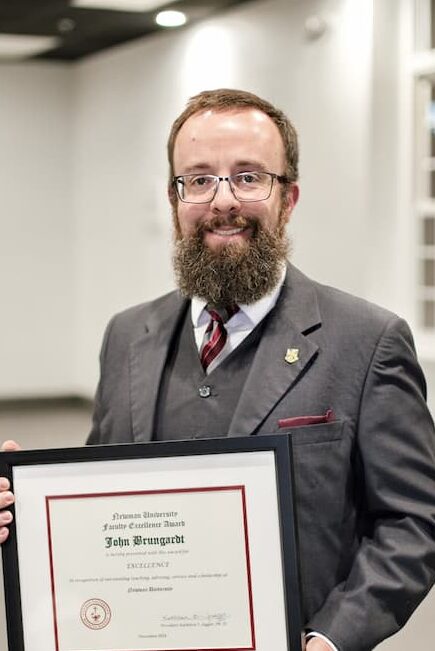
[0,434,303,651]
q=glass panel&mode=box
[416,80,431,199]
[423,258,435,285]
[431,85,435,157]
[423,217,435,244]
[423,84,435,196]
[422,299,435,327]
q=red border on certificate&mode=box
[45,485,256,651]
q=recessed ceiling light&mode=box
[57,18,76,33]
[155,10,187,27]
[0,34,61,59]
[72,0,168,11]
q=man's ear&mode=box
[168,183,177,207]
[168,184,182,237]
[282,183,300,223]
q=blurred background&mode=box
[0,0,434,648]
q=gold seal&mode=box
[285,348,299,364]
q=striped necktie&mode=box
[200,305,239,371]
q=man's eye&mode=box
[239,173,260,184]
[190,176,212,187]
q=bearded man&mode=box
[1,89,434,651]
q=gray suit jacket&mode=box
[88,264,435,651]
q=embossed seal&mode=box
[80,598,111,630]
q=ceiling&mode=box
[0,0,253,62]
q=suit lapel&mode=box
[129,293,189,442]
[228,265,321,437]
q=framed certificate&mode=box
[1,435,303,651]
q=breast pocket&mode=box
[290,420,353,528]
[287,419,344,446]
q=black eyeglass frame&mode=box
[172,172,291,204]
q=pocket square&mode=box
[278,409,335,429]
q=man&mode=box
[1,89,435,651]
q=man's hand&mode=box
[0,440,21,544]
[306,637,335,650]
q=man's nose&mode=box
[210,178,241,212]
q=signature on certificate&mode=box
[162,612,230,625]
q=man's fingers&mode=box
[0,477,10,491]
[1,440,21,452]
[0,491,14,509]
[0,510,13,525]
[0,443,17,545]
[0,527,10,544]
[0,487,15,545]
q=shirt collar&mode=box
[190,265,287,328]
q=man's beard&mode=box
[172,214,290,306]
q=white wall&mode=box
[71,0,375,395]
[71,32,178,391]
[0,63,75,397]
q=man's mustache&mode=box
[196,215,259,235]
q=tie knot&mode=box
[206,304,239,324]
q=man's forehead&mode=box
[173,107,285,174]
[173,107,284,166]
[179,107,274,134]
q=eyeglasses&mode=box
[173,171,289,204]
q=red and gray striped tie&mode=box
[200,305,239,371]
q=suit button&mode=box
[198,385,211,398]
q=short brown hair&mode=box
[167,88,299,184]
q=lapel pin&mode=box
[285,348,299,364]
